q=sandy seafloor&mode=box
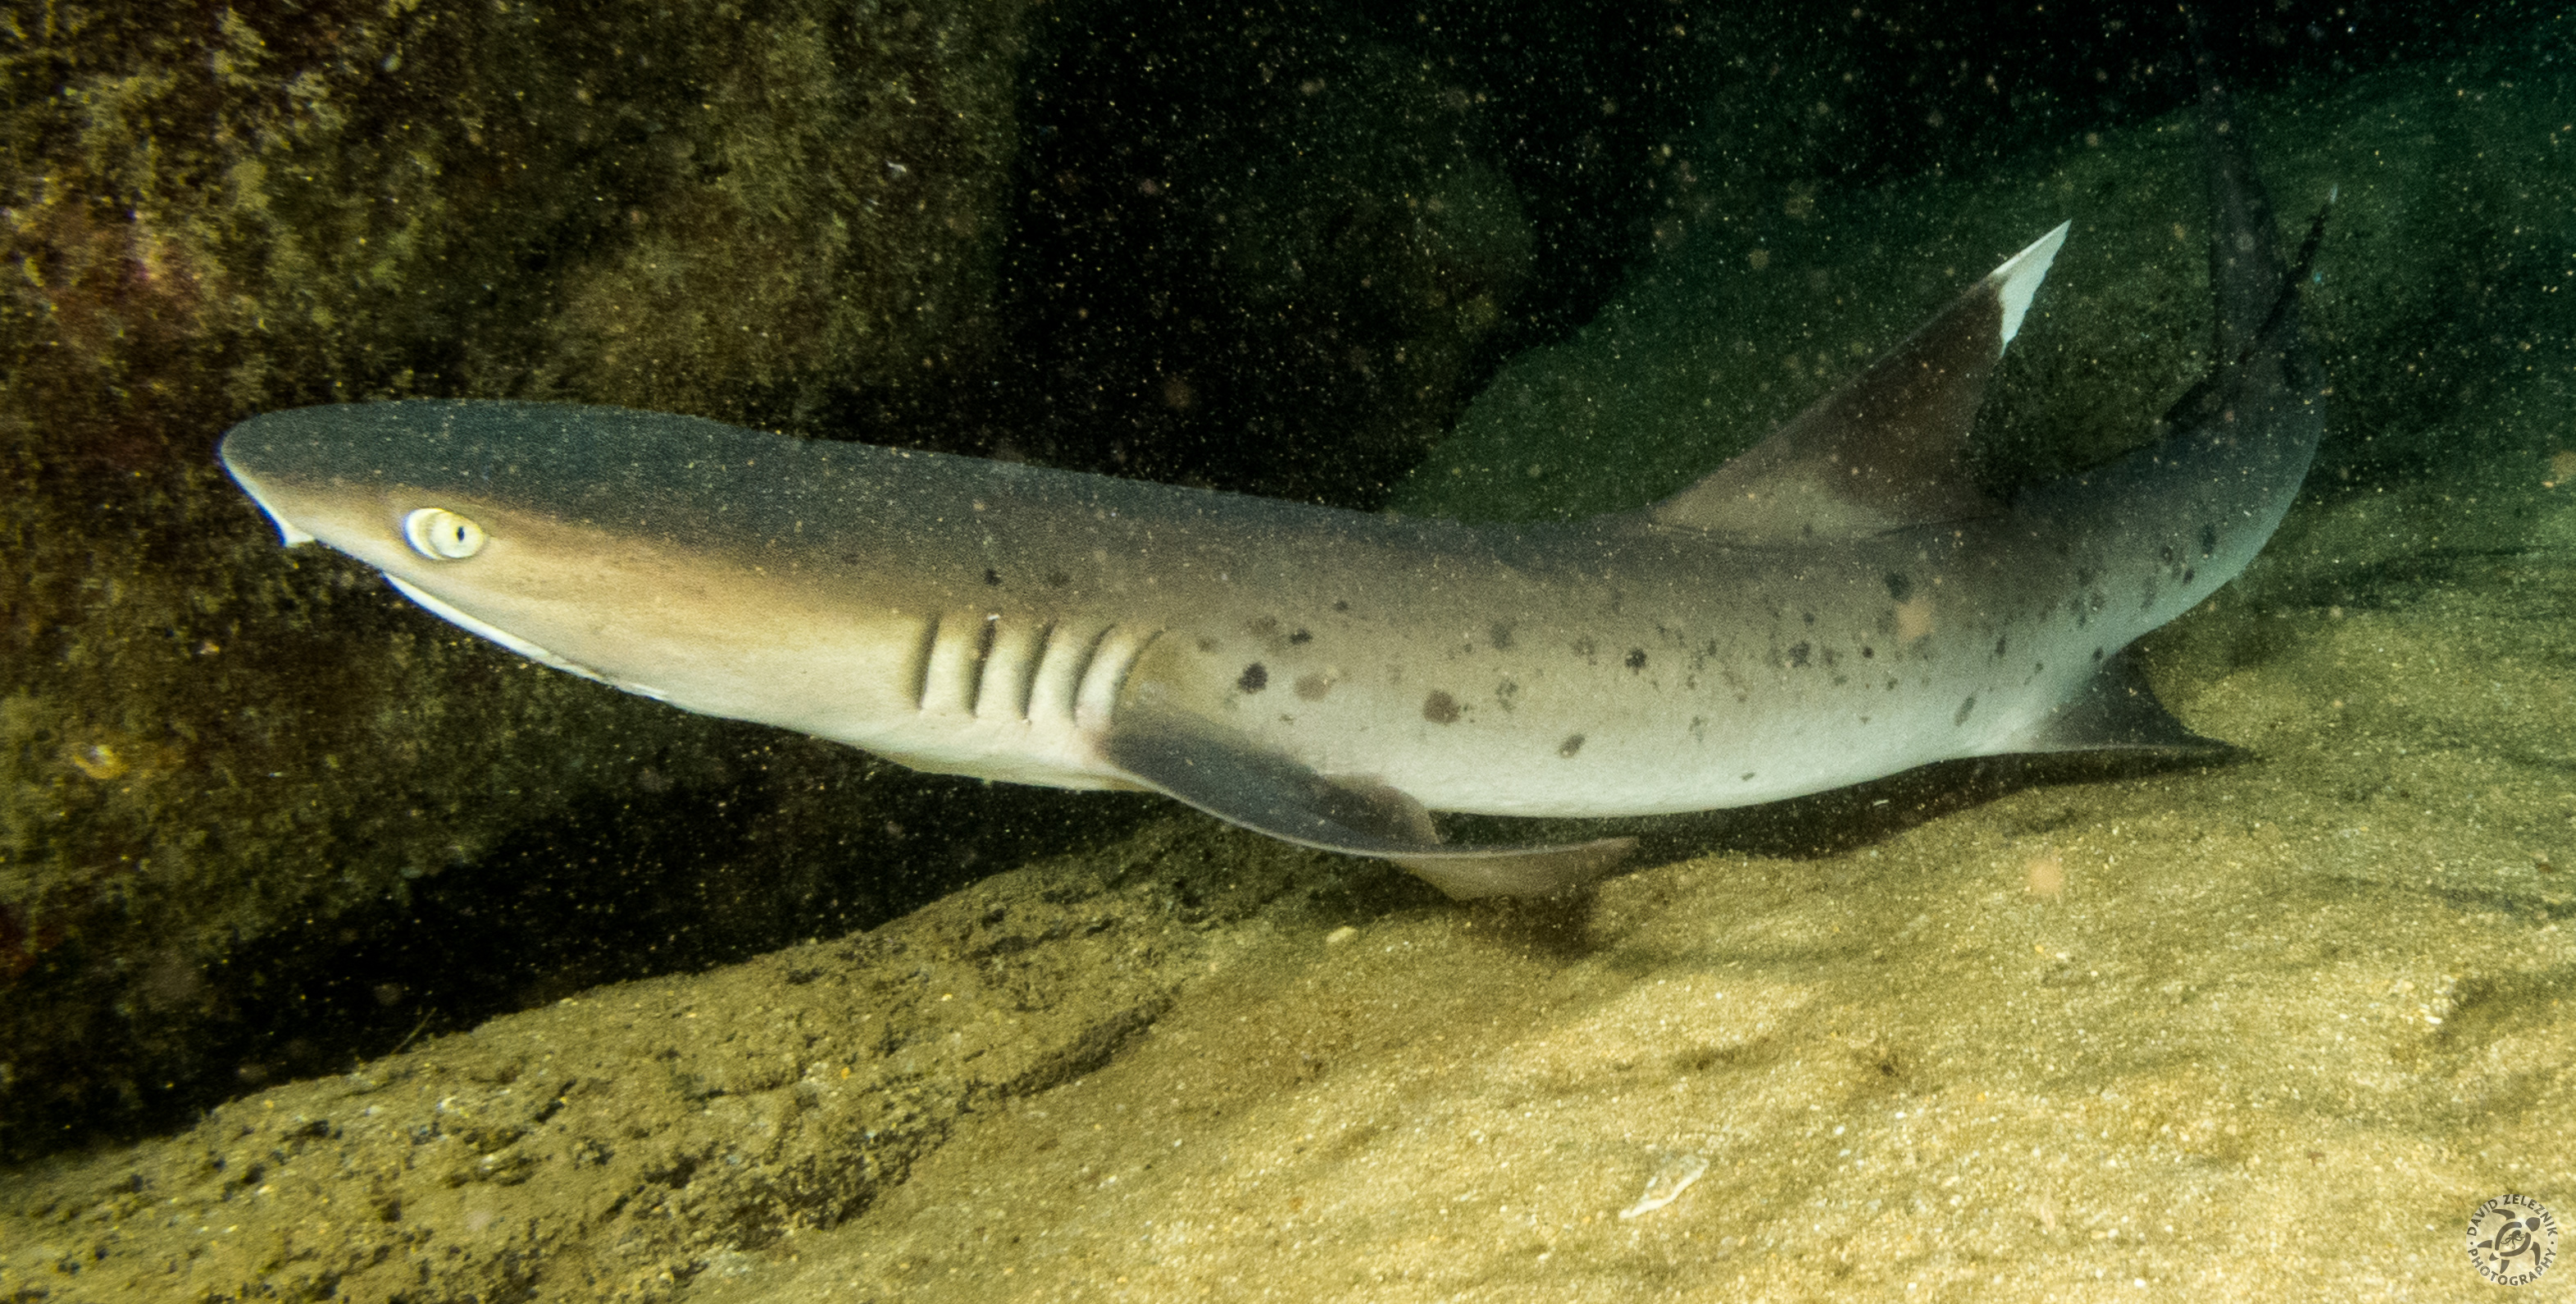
[8,31,2576,1304]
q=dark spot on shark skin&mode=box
[1247,616,1280,639]
[1994,634,2009,659]
[1289,628,1312,645]
[1572,637,1597,665]
[2201,524,2219,557]
[2160,545,2176,566]
[1862,646,1874,659]
[1238,663,1268,693]
[2182,567,2196,584]
[983,568,1002,586]
[1955,695,1977,725]
[1045,570,1072,588]
[1788,641,1810,668]
[1489,622,1515,651]
[1558,734,1584,758]
[1626,649,1648,672]
[1885,571,1913,602]
[1802,611,1816,625]
[1886,679,1900,691]
[2092,646,2105,661]
[1822,647,1839,668]
[1295,673,1332,700]
[1333,600,1349,612]
[1495,679,1519,711]
[1196,636,1220,652]
[1740,771,1756,782]
[1422,691,1461,725]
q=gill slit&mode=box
[1016,620,1056,721]
[965,612,1001,716]
[909,612,941,712]
[1065,624,1116,719]
[1108,628,1163,711]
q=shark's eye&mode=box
[402,507,487,560]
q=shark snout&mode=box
[218,437,319,547]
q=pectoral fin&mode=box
[1100,709,1635,899]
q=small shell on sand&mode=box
[1618,1151,1709,1220]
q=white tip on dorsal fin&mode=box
[1991,220,2070,351]
[1644,221,2073,543]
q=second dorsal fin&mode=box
[1647,221,2069,543]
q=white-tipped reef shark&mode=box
[220,75,2324,900]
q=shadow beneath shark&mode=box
[1424,743,2245,961]
[1441,742,2247,870]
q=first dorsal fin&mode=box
[1647,221,2069,543]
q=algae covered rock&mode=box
[0,0,1045,1156]
[0,819,1352,1302]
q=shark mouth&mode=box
[382,574,671,702]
